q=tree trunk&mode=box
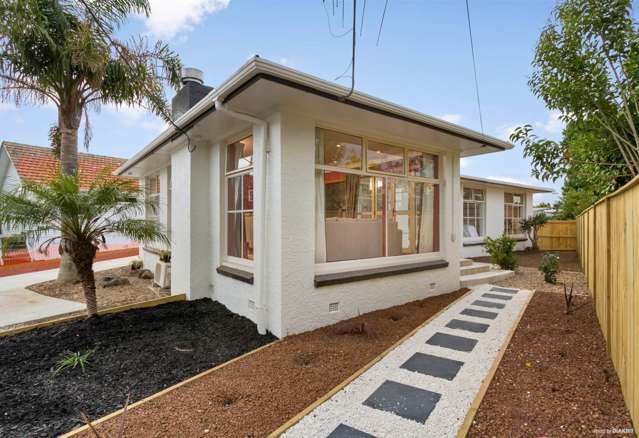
[71,241,99,317]
[57,107,82,283]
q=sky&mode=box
[0,0,565,203]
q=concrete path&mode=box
[282,284,532,438]
[0,256,137,329]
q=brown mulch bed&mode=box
[76,288,468,438]
[28,266,167,310]
[473,249,581,272]
[467,291,635,437]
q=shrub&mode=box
[159,250,171,263]
[130,259,143,271]
[484,234,518,270]
[53,350,93,377]
[520,213,549,250]
[539,253,560,284]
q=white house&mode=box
[116,57,549,338]
[460,175,552,258]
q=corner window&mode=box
[463,188,485,238]
[504,192,524,235]
[225,136,254,260]
[315,128,440,263]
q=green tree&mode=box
[0,173,168,316]
[0,0,181,282]
[520,212,548,250]
[528,0,639,176]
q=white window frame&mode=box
[463,187,485,241]
[223,132,255,268]
[315,126,443,274]
[145,173,160,223]
[504,192,525,236]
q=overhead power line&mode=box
[376,0,390,46]
[465,0,485,136]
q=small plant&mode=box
[484,234,518,270]
[564,282,575,314]
[53,350,93,376]
[539,253,560,284]
[159,250,171,263]
[130,259,143,271]
[520,213,549,250]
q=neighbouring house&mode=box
[0,142,139,264]
[460,175,552,258]
[116,57,550,338]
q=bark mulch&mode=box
[27,266,166,310]
[0,299,276,438]
[468,291,636,438]
[76,288,468,438]
[473,249,581,272]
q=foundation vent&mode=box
[329,302,339,313]
[429,282,437,291]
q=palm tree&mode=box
[0,173,169,317]
[0,0,181,282]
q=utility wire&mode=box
[465,0,485,136]
[323,0,352,37]
[376,0,390,46]
[342,0,357,99]
[360,0,367,36]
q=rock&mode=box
[138,269,154,279]
[101,276,130,288]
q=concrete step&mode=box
[460,262,491,276]
[460,258,473,267]
[460,269,515,288]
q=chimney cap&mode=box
[181,67,204,85]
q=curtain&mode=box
[418,183,435,253]
[344,174,359,217]
[315,170,327,263]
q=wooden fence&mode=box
[537,220,576,251]
[576,175,639,428]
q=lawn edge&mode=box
[58,338,281,438]
[455,288,535,438]
[0,294,186,338]
[267,287,472,438]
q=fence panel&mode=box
[537,220,577,250]
[576,175,639,427]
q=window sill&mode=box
[216,265,254,284]
[314,259,449,288]
[463,241,485,247]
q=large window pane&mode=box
[227,175,241,211]
[227,136,253,172]
[243,212,254,260]
[368,141,404,174]
[408,150,438,178]
[323,171,384,261]
[316,128,363,170]
[227,213,242,258]
[463,188,485,237]
[504,192,524,235]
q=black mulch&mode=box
[0,299,276,438]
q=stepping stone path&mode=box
[282,284,532,438]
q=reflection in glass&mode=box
[408,150,438,178]
[227,136,253,172]
[316,128,363,169]
[367,141,404,174]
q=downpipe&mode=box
[214,99,269,335]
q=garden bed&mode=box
[467,291,635,437]
[71,288,468,438]
[473,248,581,272]
[27,265,166,310]
[0,299,276,437]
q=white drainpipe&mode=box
[214,99,269,335]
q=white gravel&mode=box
[282,284,532,438]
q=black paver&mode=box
[363,380,441,424]
[482,293,512,301]
[425,332,478,352]
[328,424,377,438]
[445,318,489,333]
[460,308,498,320]
[472,299,505,309]
[400,352,464,381]
[490,286,518,294]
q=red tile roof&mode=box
[1,142,135,189]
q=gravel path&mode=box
[282,284,532,438]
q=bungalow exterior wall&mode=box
[142,107,461,338]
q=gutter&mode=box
[116,57,513,176]
[214,99,270,336]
